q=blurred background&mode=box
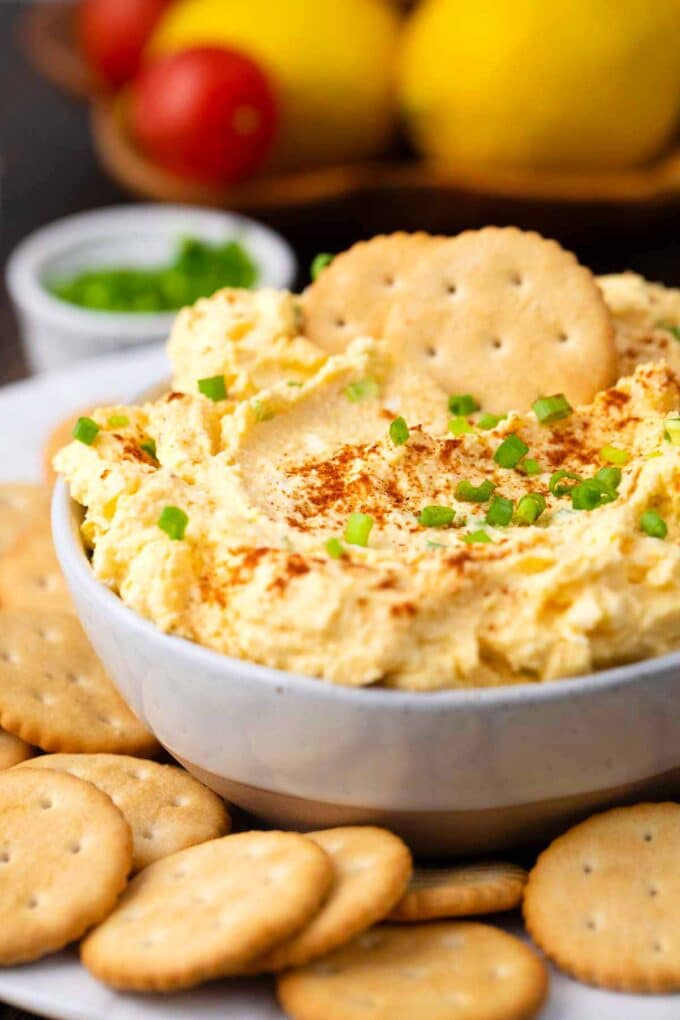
[1,0,679,384]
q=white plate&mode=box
[0,347,677,1020]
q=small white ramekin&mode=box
[6,204,297,373]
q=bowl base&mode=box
[173,756,680,858]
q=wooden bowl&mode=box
[91,99,680,226]
[20,0,100,98]
[22,1,680,238]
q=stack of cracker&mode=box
[0,474,547,1018]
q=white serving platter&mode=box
[0,345,677,1020]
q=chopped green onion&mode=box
[516,493,547,525]
[418,505,455,528]
[599,444,630,466]
[463,529,492,544]
[664,418,680,445]
[518,457,542,476]
[48,237,258,313]
[253,400,274,422]
[595,466,622,492]
[571,479,616,511]
[107,414,129,428]
[73,416,100,446]
[477,412,504,430]
[310,252,334,280]
[287,380,303,387]
[157,506,188,540]
[656,320,680,342]
[455,479,495,503]
[639,510,668,539]
[485,495,514,527]
[532,394,573,424]
[549,470,582,496]
[344,512,374,547]
[344,378,379,403]
[389,416,410,446]
[448,394,479,416]
[494,434,529,469]
[448,416,475,437]
[325,537,345,559]
[197,375,227,401]
[140,439,157,460]
[426,540,447,549]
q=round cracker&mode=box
[277,922,548,1020]
[81,830,334,991]
[251,827,412,972]
[304,228,617,412]
[524,802,680,993]
[0,484,51,556]
[0,767,132,964]
[0,523,75,614]
[17,753,230,872]
[0,609,158,756]
[383,227,615,410]
[389,861,528,922]
[303,233,443,353]
[383,228,617,412]
[0,727,34,769]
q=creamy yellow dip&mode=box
[55,278,680,689]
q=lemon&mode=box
[148,0,400,167]
[400,0,680,170]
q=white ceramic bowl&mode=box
[6,205,297,373]
[52,480,680,856]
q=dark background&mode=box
[0,1,679,1017]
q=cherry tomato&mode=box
[128,46,278,185]
[78,0,172,88]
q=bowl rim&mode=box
[6,203,297,335]
[52,477,680,712]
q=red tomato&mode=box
[128,47,278,185]
[78,0,172,88]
